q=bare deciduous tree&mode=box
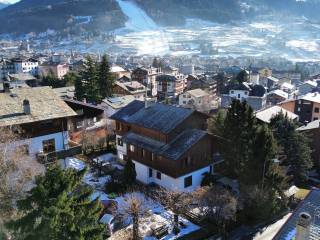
[0,127,43,235]
[118,193,150,240]
[193,186,237,234]
[156,189,191,235]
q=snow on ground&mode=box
[83,172,111,189]
[59,157,86,171]
[110,192,200,240]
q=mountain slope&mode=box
[0,0,127,35]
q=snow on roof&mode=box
[268,76,279,82]
[297,119,320,131]
[268,89,289,99]
[187,88,209,98]
[111,66,126,73]
[303,80,317,87]
[281,82,294,90]
[99,214,114,225]
[255,106,298,123]
[60,157,86,171]
[300,92,320,103]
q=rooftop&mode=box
[111,100,195,134]
[0,87,77,127]
[102,95,136,109]
[115,81,146,94]
[297,119,320,131]
[268,89,289,99]
[300,92,320,104]
[255,106,298,123]
[187,88,209,98]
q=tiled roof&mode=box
[274,188,320,240]
[0,87,77,127]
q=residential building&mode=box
[101,95,136,118]
[11,57,38,76]
[113,81,147,101]
[110,100,216,192]
[64,99,106,145]
[255,106,298,124]
[156,74,185,100]
[111,65,130,79]
[221,82,267,111]
[298,80,317,96]
[38,62,69,79]
[280,92,320,123]
[267,89,289,106]
[0,59,14,80]
[0,86,76,159]
[179,89,217,113]
[131,67,161,97]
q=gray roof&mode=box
[111,101,195,134]
[161,129,207,160]
[110,100,145,122]
[274,189,320,240]
[123,129,207,161]
[156,74,177,82]
[297,120,320,131]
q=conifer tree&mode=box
[123,159,136,186]
[74,74,85,101]
[98,54,114,99]
[81,57,100,103]
[7,166,105,240]
[270,113,313,185]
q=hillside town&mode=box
[0,46,320,240]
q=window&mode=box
[42,139,55,153]
[184,176,192,188]
[149,168,153,178]
[117,138,123,146]
[141,149,145,157]
[130,145,135,152]
[315,108,319,113]
[119,153,124,160]
[156,171,161,180]
[238,94,241,99]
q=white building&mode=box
[0,86,76,159]
[12,58,39,76]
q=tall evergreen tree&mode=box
[74,75,85,101]
[210,100,256,178]
[7,166,105,240]
[270,113,313,185]
[98,54,114,99]
[81,57,100,103]
[123,159,137,186]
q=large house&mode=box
[131,67,161,97]
[38,62,69,79]
[279,92,320,123]
[156,74,185,101]
[113,81,147,101]
[110,100,216,192]
[11,57,39,76]
[0,86,77,159]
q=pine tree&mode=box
[81,57,100,103]
[123,159,136,186]
[98,54,114,99]
[7,166,105,240]
[210,100,256,178]
[74,75,85,101]
[270,113,313,185]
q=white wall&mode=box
[133,160,212,192]
[12,131,68,158]
[229,90,249,99]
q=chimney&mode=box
[23,99,31,115]
[296,212,312,240]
